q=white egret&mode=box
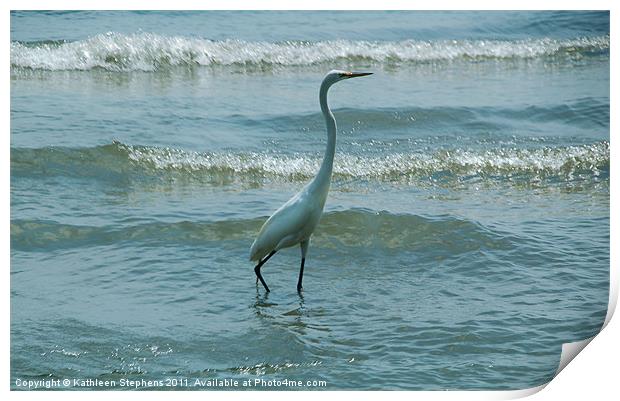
[249,70,373,292]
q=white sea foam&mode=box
[10,32,610,71]
[118,141,609,180]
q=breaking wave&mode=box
[11,140,609,185]
[10,32,610,72]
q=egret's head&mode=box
[324,69,373,86]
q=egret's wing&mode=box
[249,193,315,261]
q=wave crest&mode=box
[10,32,610,71]
[11,140,609,185]
[10,210,512,253]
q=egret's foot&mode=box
[253,250,276,292]
[254,265,270,292]
[296,257,305,294]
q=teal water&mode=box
[11,11,609,390]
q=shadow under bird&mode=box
[249,69,373,293]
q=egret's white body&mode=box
[250,70,372,292]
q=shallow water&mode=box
[10,11,609,390]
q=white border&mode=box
[3,1,617,400]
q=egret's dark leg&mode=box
[297,240,309,292]
[254,250,276,292]
[297,258,305,292]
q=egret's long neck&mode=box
[313,80,336,191]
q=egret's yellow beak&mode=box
[342,71,373,78]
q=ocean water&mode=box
[10,11,609,390]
